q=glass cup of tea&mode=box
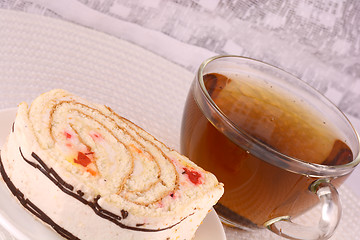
[180,55,360,240]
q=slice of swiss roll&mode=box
[0,89,224,240]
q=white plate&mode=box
[0,113,226,240]
[0,10,225,240]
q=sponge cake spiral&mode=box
[0,89,224,240]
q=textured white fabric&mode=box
[0,9,193,152]
[0,9,359,240]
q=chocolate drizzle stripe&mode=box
[30,151,75,192]
[121,209,129,219]
[12,148,191,233]
[0,153,80,240]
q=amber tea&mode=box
[181,71,353,229]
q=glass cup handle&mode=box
[266,179,341,240]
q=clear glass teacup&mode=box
[180,55,360,239]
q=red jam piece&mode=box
[182,168,202,185]
[74,152,92,167]
[64,131,72,139]
[90,132,103,141]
